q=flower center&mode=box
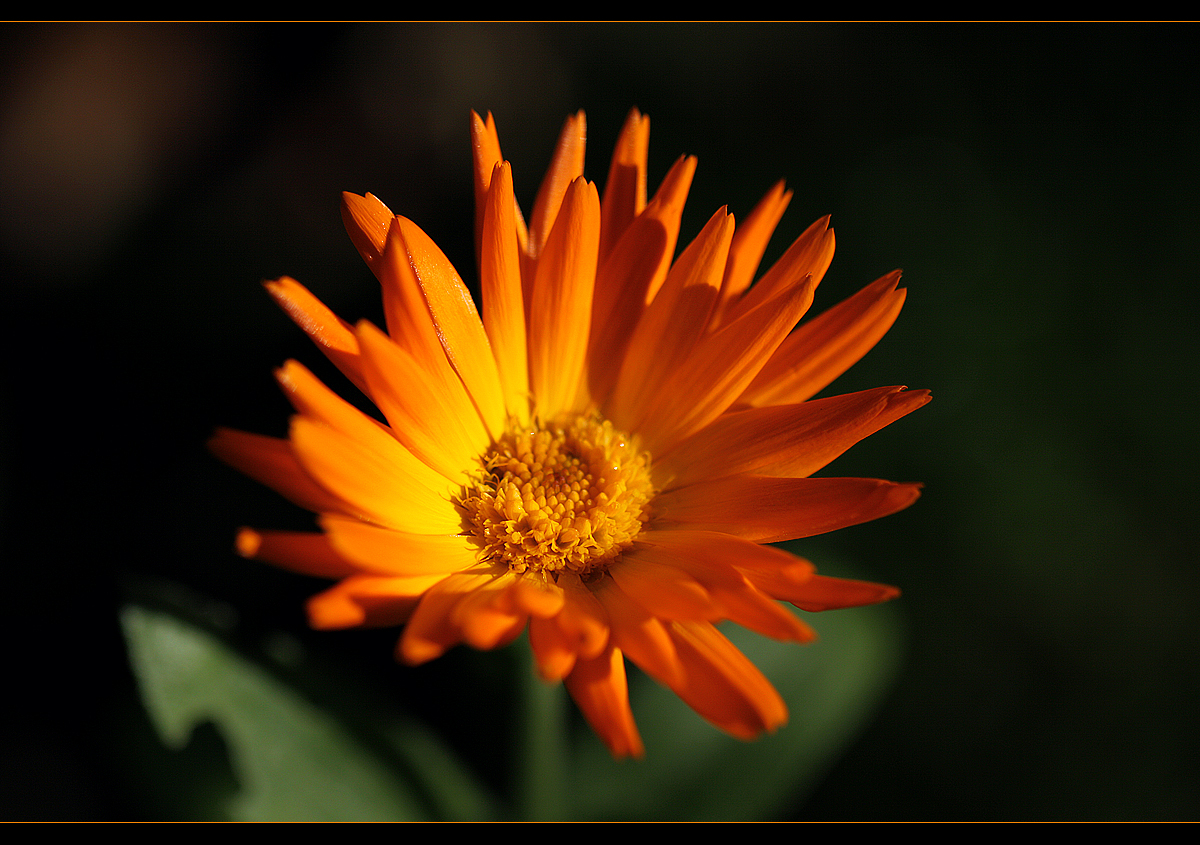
[457,414,654,578]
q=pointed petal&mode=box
[341,192,394,272]
[587,154,696,404]
[720,214,835,328]
[234,528,357,579]
[666,621,788,739]
[632,530,815,642]
[528,110,586,260]
[393,216,506,437]
[209,427,347,516]
[772,573,900,612]
[480,161,530,419]
[607,207,733,434]
[717,181,792,307]
[319,514,479,577]
[355,320,489,485]
[264,277,367,395]
[564,645,645,759]
[626,274,817,455]
[288,415,462,534]
[653,475,923,544]
[528,177,601,418]
[599,107,650,262]
[307,573,447,630]
[743,271,907,406]
[657,385,931,489]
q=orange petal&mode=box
[528,110,587,260]
[554,571,611,660]
[599,107,650,262]
[768,573,900,612]
[528,615,577,681]
[657,385,931,489]
[392,216,506,438]
[319,514,479,577]
[564,645,645,759]
[719,214,835,328]
[397,569,501,665]
[288,416,462,534]
[608,547,722,623]
[652,475,923,544]
[623,274,817,455]
[479,161,530,420]
[451,573,529,651]
[341,192,394,272]
[666,621,788,740]
[607,207,733,434]
[717,181,793,309]
[208,427,347,516]
[528,177,601,418]
[586,154,696,405]
[264,277,367,395]
[234,528,357,579]
[355,320,490,485]
[307,573,447,630]
[593,575,684,688]
[742,270,907,406]
[631,530,816,642]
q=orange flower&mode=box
[210,109,928,758]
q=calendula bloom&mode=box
[211,109,928,758]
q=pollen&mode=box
[457,414,654,577]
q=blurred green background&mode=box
[2,23,1197,820]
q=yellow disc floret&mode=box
[458,414,654,577]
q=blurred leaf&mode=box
[567,594,903,821]
[120,604,493,821]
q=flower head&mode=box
[211,109,928,758]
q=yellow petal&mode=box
[319,514,478,577]
[288,416,462,534]
[355,320,490,485]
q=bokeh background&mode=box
[2,22,1197,820]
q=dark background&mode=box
[2,22,1197,820]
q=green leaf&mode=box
[120,604,491,822]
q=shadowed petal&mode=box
[657,385,931,488]
[528,177,601,418]
[653,475,922,543]
[743,270,907,406]
[564,645,645,760]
